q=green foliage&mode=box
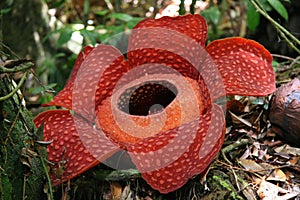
[179,0,186,15]
[29,83,57,105]
[212,175,243,200]
[80,29,102,45]
[56,26,74,48]
[251,0,300,54]
[246,0,260,31]
[51,12,143,48]
[0,174,12,200]
[267,0,289,20]
[247,0,290,32]
[272,60,280,72]
[0,8,11,15]
[201,6,221,26]
[108,13,134,22]
[94,10,110,16]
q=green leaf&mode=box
[29,83,57,95]
[201,6,221,25]
[51,0,66,8]
[39,93,55,105]
[260,0,273,11]
[80,29,101,45]
[57,27,74,47]
[108,13,133,22]
[267,0,288,20]
[94,10,109,16]
[126,17,144,29]
[0,8,11,15]
[272,60,280,72]
[246,0,260,31]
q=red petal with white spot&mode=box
[127,104,225,193]
[71,44,129,121]
[134,14,207,46]
[206,37,276,96]
[44,46,94,109]
[127,15,208,80]
[34,110,118,185]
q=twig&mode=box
[251,0,300,54]
[222,138,250,165]
[23,176,26,200]
[39,148,54,200]
[276,26,300,54]
[30,70,56,93]
[216,160,261,177]
[0,60,34,73]
[104,0,114,11]
[0,42,21,59]
[271,54,296,61]
[0,70,29,101]
[289,55,300,68]
[230,166,240,191]
[94,169,141,181]
[179,0,186,15]
[4,105,21,146]
[190,0,197,14]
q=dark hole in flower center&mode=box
[118,80,178,116]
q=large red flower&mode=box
[34,14,276,193]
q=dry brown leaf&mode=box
[240,147,251,160]
[275,144,300,156]
[266,169,287,182]
[240,142,268,160]
[110,182,123,200]
[257,178,279,200]
[288,156,299,166]
[256,178,298,200]
[239,159,265,174]
[229,111,257,129]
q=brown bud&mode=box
[269,78,300,147]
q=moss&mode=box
[0,76,45,200]
[201,170,243,200]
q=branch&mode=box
[251,0,300,54]
[0,59,34,73]
[0,70,29,101]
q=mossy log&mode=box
[0,75,45,200]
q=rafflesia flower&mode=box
[34,14,276,193]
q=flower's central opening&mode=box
[118,80,178,116]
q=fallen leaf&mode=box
[275,144,300,156]
[230,111,257,129]
[110,182,122,200]
[266,168,287,182]
[239,159,265,175]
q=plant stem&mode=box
[179,0,186,15]
[251,0,300,54]
[0,61,34,73]
[0,70,29,101]
[39,149,54,200]
[190,0,197,14]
